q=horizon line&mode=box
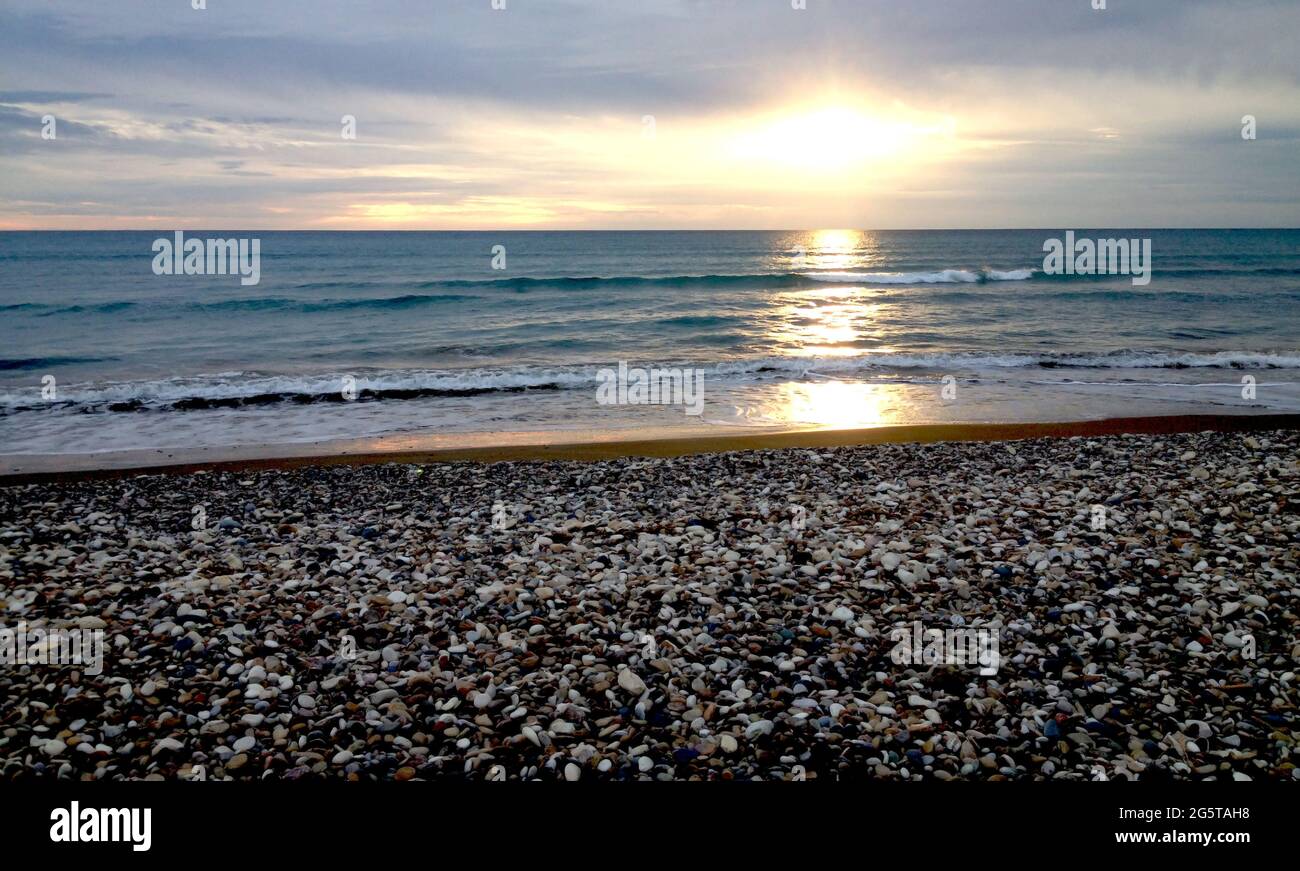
[3,226,1299,233]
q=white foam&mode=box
[800,267,1038,284]
[3,350,1298,412]
[803,269,984,284]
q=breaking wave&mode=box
[4,350,1297,415]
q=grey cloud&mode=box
[1,0,1297,227]
[0,91,113,103]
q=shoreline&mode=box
[2,412,1299,486]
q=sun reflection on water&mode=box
[766,284,891,358]
[749,230,913,428]
[766,379,902,428]
[784,228,877,272]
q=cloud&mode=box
[0,90,113,103]
[0,0,1297,228]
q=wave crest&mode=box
[803,268,1035,284]
[3,350,1296,415]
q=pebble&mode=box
[617,669,647,696]
[0,428,1293,783]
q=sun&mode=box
[727,104,954,175]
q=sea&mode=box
[1,229,1298,457]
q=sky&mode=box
[1,0,1298,230]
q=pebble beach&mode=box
[1,428,1296,781]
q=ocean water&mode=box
[1,229,1298,455]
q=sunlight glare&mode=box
[729,106,953,175]
[772,380,894,428]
